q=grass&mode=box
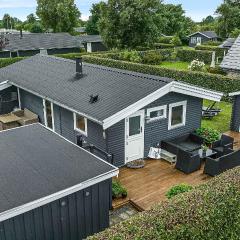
[201,100,232,133]
[159,61,189,70]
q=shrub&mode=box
[88,167,240,239]
[142,51,163,64]
[195,45,226,58]
[112,180,128,198]
[202,40,222,46]
[158,36,173,44]
[154,43,175,49]
[188,59,206,72]
[207,66,227,75]
[170,35,182,46]
[176,48,213,64]
[82,55,240,94]
[195,127,221,145]
[166,183,193,199]
[119,50,142,63]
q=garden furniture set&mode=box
[0,108,39,130]
[161,132,237,176]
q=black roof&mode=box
[2,33,80,52]
[189,31,218,39]
[0,54,173,122]
[219,38,236,49]
[0,124,116,214]
[75,35,103,43]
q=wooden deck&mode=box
[113,159,210,211]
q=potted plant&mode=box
[195,127,221,147]
[112,180,128,199]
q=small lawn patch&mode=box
[159,61,189,70]
[201,100,232,133]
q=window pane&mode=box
[45,100,53,129]
[76,115,86,132]
[171,105,183,126]
[129,116,141,136]
[150,109,164,119]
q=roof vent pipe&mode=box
[75,57,83,78]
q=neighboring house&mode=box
[0,55,223,167]
[188,31,219,47]
[219,38,236,49]
[220,35,240,77]
[74,27,87,34]
[0,124,118,240]
[75,35,107,52]
[0,32,81,58]
[0,28,30,35]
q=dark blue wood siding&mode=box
[107,93,203,167]
[19,89,45,123]
[189,33,214,47]
[0,86,18,114]
[0,179,112,240]
[231,95,240,132]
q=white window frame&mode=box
[43,99,55,132]
[146,105,167,122]
[73,112,88,136]
[168,101,187,130]
[191,37,197,44]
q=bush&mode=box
[176,48,213,64]
[154,43,175,49]
[207,66,227,75]
[170,35,182,46]
[195,127,221,145]
[188,59,206,72]
[82,55,240,94]
[195,45,226,58]
[202,41,222,46]
[142,51,163,64]
[166,183,193,199]
[119,50,142,63]
[88,167,240,240]
[158,36,173,44]
[112,180,127,198]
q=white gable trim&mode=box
[188,32,213,39]
[229,91,240,97]
[0,81,12,91]
[103,81,223,130]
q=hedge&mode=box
[82,55,240,93]
[88,167,240,240]
[154,43,175,49]
[176,49,213,64]
[195,45,227,58]
[0,57,25,68]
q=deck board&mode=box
[114,159,210,210]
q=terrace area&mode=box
[113,131,240,211]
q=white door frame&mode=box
[125,110,145,164]
[43,99,55,132]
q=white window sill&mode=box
[74,128,87,136]
[168,123,185,130]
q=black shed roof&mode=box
[0,124,117,221]
[2,33,80,52]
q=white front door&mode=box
[87,42,92,52]
[125,110,145,163]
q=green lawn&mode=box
[201,100,232,133]
[159,61,189,70]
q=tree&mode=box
[30,22,44,33]
[216,0,240,37]
[26,14,37,24]
[36,0,80,32]
[2,14,14,29]
[230,28,240,38]
[201,15,215,25]
[98,0,162,49]
[85,2,106,35]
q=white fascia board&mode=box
[102,83,172,130]
[229,91,240,97]
[170,81,223,102]
[187,32,212,39]
[103,81,223,130]
[0,80,12,91]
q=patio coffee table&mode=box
[197,149,217,160]
[0,113,21,130]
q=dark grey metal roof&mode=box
[189,31,218,39]
[0,124,116,214]
[2,33,80,52]
[75,35,103,43]
[221,35,240,71]
[219,38,236,49]
[0,54,173,122]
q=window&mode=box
[168,101,187,130]
[74,113,88,135]
[197,37,202,44]
[191,37,197,44]
[147,105,167,122]
[43,99,55,131]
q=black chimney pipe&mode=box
[75,57,83,78]
[20,29,23,39]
